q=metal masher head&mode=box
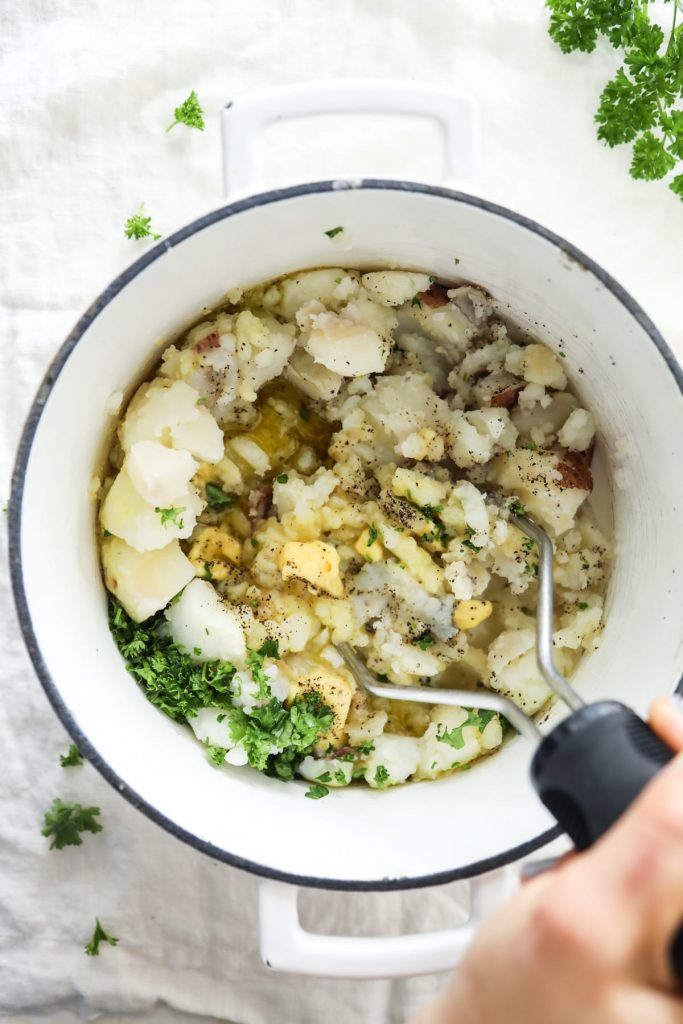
[337,506,585,746]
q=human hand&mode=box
[411,695,683,1024]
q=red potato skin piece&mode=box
[489,384,523,409]
[557,447,594,492]
[417,283,451,308]
[328,746,355,759]
[194,331,220,353]
[248,483,274,526]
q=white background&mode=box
[1,0,681,1021]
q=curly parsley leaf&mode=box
[546,0,683,200]
[374,765,390,788]
[109,597,236,719]
[306,783,329,799]
[166,89,205,133]
[205,482,235,510]
[84,918,118,956]
[124,204,161,241]
[59,744,83,768]
[438,709,498,751]
[155,505,185,528]
[42,799,102,850]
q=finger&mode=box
[650,695,683,753]
[520,851,575,884]
[575,750,683,982]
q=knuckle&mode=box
[530,877,611,965]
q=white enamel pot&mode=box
[10,81,683,980]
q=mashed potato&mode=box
[100,267,609,789]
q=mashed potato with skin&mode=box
[100,267,609,789]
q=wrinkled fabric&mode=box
[0,0,680,1019]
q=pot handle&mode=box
[220,79,479,199]
[258,867,516,979]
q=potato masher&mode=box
[338,509,683,981]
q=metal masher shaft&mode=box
[509,513,585,712]
[336,641,542,743]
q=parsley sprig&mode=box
[124,204,161,241]
[155,505,185,528]
[42,799,102,849]
[438,709,498,751]
[166,90,205,132]
[546,0,683,199]
[85,918,119,956]
[59,744,83,767]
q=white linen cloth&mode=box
[0,0,680,1019]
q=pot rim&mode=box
[9,179,683,891]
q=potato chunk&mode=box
[120,379,224,463]
[102,537,194,622]
[304,311,388,377]
[164,578,247,666]
[126,440,197,506]
[100,467,203,552]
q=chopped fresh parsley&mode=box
[59,744,83,768]
[355,741,375,755]
[205,482,234,510]
[546,0,683,200]
[508,499,527,517]
[577,601,589,610]
[276,474,289,484]
[155,505,185,528]
[102,528,112,537]
[166,89,205,132]
[411,632,436,650]
[374,765,390,788]
[306,783,329,799]
[438,709,498,751]
[411,296,422,308]
[454,257,461,265]
[245,652,270,700]
[205,742,228,766]
[84,918,118,957]
[522,441,537,451]
[316,771,332,783]
[110,599,333,780]
[42,799,102,850]
[404,490,447,545]
[124,204,161,241]
[334,769,347,785]
[367,524,379,546]
[463,524,482,553]
[259,638,280,659]
[324,226,344,238]
[109,597,236,719]
[428,275,437,283]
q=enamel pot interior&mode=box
[11,182,683,890]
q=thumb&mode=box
[649,694,683,753]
